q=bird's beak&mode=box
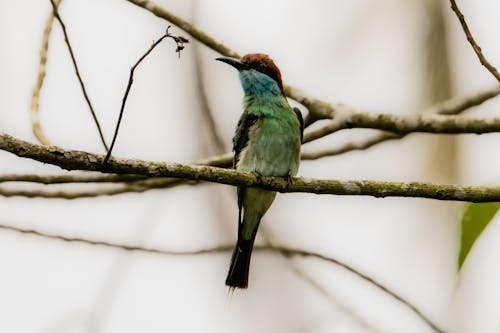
[216,57,249,71]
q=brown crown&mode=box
[241,54,285,95]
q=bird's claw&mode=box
[251,170,263,181]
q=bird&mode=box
[216,54,303,289]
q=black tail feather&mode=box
[225,237,255,289]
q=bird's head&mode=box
[216,53,285,96]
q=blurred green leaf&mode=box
[459,202,500,270]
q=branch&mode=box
[302,132,400,160]
[304,108,500,143]
[31,0,63,146]
[0,173,144,183]
[104,26,188,164]
[302,86,500,159]
[449,0,500,82]
[1,83,500,198]
[125,0,239,58]
[0,153,233,199]
[424,85,500,115]
[193,39,226,153]
[2,133,500,202]
[123,0,339,121]
[5,86,495,188]
[125,0,500,140]
[49,0,108,151]
[0,222,444,333]
[0,178,194,199]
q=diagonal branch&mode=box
[0,222,444,333]
[304,108,500,143]
[302,132,400,160]
[2,133,500,202]
[125,0,239,58]
[31,0,63,146]
[103,27,188,164]
[0,173,145,183]
[449,0,500,82]
[302,86,500,159]
[49,0,109,151]
[124,0,500,142]
[0,178,192,199]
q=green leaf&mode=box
[459,202,500,270]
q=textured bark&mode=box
[2,133,500,202]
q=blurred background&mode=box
[0,0,500,332]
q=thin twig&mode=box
[193,40,226,152]
[282,248,445,333]
[426,85,500,115]
[0,178,193,199]
[262,229,380,332]
[125,0,239,58]
[103,26,188,164]
[0,173,145,184]
[0,222,444,333]
[302,132,400,160]
[49,0,108,151]
[302,102,500,143]
[449,0,500,82]
[0,153,232,200]
[31,0,63,146]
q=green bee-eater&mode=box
[216,54,303,289]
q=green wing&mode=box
[233,111,258,168]
[293,107,304,143]
[232,110,259,227]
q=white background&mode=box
[1,0,500,332]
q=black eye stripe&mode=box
[254,66,279,83]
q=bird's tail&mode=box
[225,236,256,289]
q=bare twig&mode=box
[103,26,188,164]
[262,229,380,332]
[193,40,226,153]
[125,0,239,58]
[425,85,500,115]
[302,132,400,160]
[284,249,445,333]
[0,152,232,199]
[49,0,108,151]
[0,222,444,333]
[31,0,63,146]
[449,0,500,82]
[0,178,193,199]
[0,173,145,184]
[305,108,500,142]
[302,86,500,159]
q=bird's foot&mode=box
[251,170,263,182]
[284,172,294,188]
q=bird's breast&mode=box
[237,115,301,177]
